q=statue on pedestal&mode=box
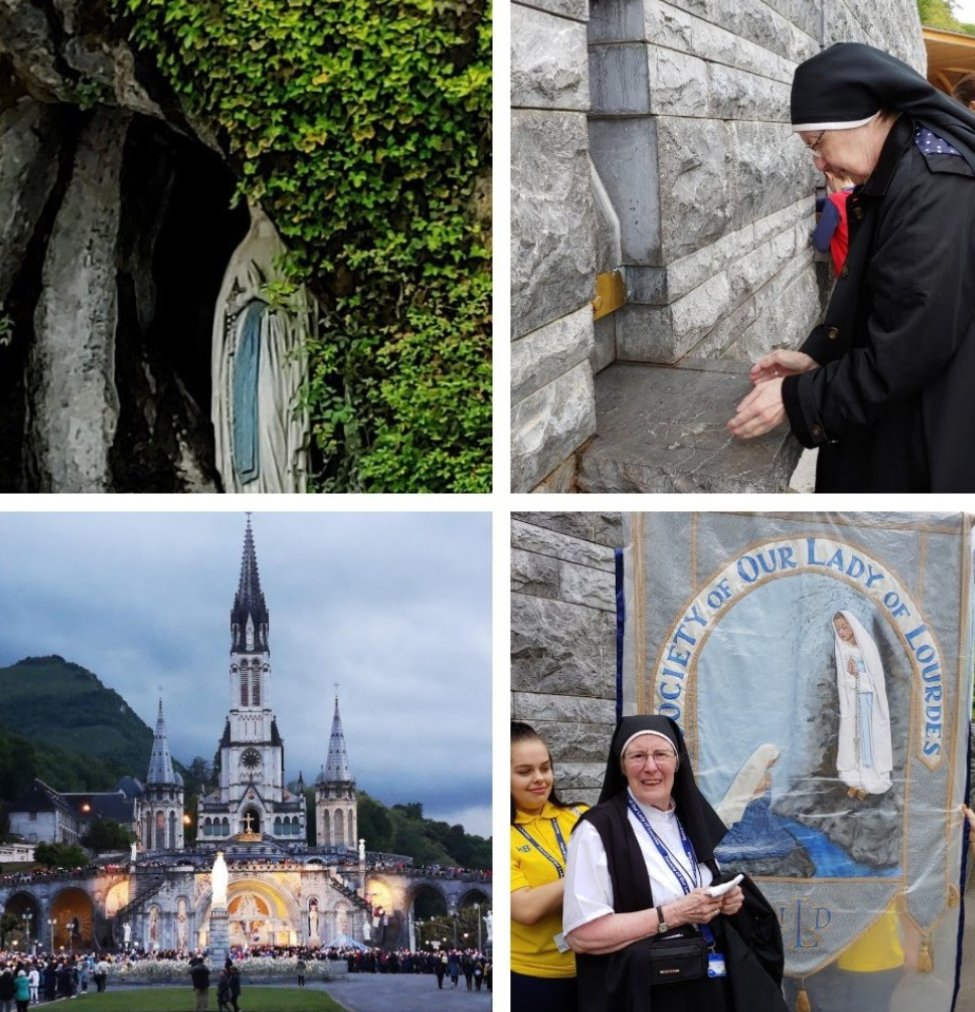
[212,851,228,908]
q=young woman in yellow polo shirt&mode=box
[511,721,587,1012]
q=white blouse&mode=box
[563,790,714,936]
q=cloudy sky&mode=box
[0,509,492,838]
[953,0,975,22]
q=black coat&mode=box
[189,961,210,990]
[782,114,975,491]
[575,791,788,1012]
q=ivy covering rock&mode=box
[115,0,491,491]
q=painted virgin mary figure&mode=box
[211,204,314,493]
[832,610,893,797]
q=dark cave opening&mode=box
[111,114,250,491]
[0,105,265,491]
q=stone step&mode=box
[577,360,802,493]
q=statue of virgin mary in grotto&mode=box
[211,204,315,493]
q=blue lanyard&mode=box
[627,794,701,892]
[627,795,717,948]
[514,819,568,878]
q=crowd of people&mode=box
[0,941,494,1006]
[0,950,110,1006]
[328,945,489,984]
[0,865,102,887]
[362,860,491,882]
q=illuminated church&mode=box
[107,518,367,951]
[123,517,366,951]
[0,517,489,956]
[136,516,357,858]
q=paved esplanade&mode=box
[322,972,492,1012]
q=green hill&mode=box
[356,793,491,870]
[0,657,491,870]
[0,656,154,791]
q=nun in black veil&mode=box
[728,42,975,492]
[562,715,787,1012]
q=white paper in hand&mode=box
[706,873,744,898]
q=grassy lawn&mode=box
[71,987,345,1011]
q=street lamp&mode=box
[21,912,32,955]
[48,918,57,952]
[474,902,481,952]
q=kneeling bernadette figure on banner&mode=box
[563,714,789,1012]
[212,204,313,493]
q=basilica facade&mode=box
[10,519,372,953]
[130,518,367,951]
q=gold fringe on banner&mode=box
[795,983,812,1012]
[918,936,934,973]
[949,884,961,908]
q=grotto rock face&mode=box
[0,0,164,116]
[27,107,126,492]
[0,100,60,303]
[0,2,250,491]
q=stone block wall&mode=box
[511,1,599,493]
[510,0,925,491]
[510,512,625,805]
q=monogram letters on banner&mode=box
[624,513,972,1011]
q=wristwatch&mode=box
[656,905,669,934]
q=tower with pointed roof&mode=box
[315,692,357,849]
[141,697,184,850]
[197,517,306,844]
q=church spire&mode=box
[231,514,269,654]
[318,691,354,785]
[146,696,177,785]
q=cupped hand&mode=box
[727,378,786,440]
[718,886,744,916]
[749,349,817,386]
[670,888,722,926]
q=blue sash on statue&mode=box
[232,300,264,484]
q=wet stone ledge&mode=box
[578,359,802,493]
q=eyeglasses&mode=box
[804,130,826,155]
[623,750,678,767]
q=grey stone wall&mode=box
[511,512,625,805]
[511,1,598,492]
[510,0,925,491]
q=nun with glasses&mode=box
[728,42,975,492]
[563,715,788,1012]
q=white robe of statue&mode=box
[833,610,893,795]
[212,204,313,493]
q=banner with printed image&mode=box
[624,512,973,1012]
